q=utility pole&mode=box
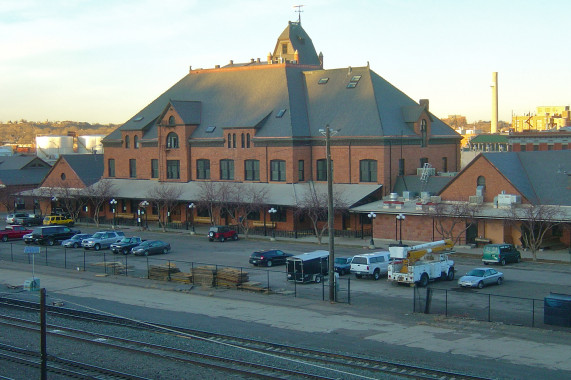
[325,125,335,302]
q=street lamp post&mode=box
[140,201,149,229]
[268,207,277,241]
[319,125,338,303]
[110,199,117,228]
[188,203,196,234]
[396,213,406,245]
[368,212,376,249]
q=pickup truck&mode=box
[0,225,33,242]
[14,214,44,227]
[111,236,145,254]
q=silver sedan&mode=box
[458,268,504,289]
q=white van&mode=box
[350,251,392,280]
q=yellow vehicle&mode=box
[43,215,74,227]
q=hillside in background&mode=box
[0,120,119,145]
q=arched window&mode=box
[134,135,139,149]
[477,176,486,187]
[420,119,428,147]
[227,134,232,148]
[241,133,245,148]
[246,133,251,148]
[124,135,130,148]
[232,133,236,148]
[166,132,179,149]
[168,116,175,126]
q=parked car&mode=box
[62,233,93,248]
[0,225,33,242]
[482,244,521,266]
[131,240,171,256]
[27,226,81,246]
[43,215,74,227]
[82,231,125,251]
[111,237,145,255]
[458,268,504,289]
[249,249,293,267]
[208,226,238,242]
[6,213,28,224]
[351,251,393,280]
[14,214,44,227]
[334,257,353,275]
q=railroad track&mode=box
[0,296,492,380]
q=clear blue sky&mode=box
[1,0,569,125]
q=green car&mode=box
[482,244,521,266]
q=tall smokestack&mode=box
[491,72,498,133]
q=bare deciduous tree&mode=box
[51,179,88,222]
[197,182,221,225]
[295,183,348,244]
[428,201,482,246]
[84,179,115,227]
[0,185,21,213]
[218,183,269,237]
[506,205,563,261]
[146,183,183,232]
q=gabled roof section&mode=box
[470,134,509,144]
[401,105,425,123]
[273,21,321,66]
[158,100,201,125]
[0,168,49,186]
[0,155,50,170]
[483,151,571,206]
[60,154,104,187]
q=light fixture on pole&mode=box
[268,207,277,241]
[110,198,117,227]
[140,200,149,229]
[396,213,406,246]
[368,212,376,249]
[188,203,196,234]
[319,124,339,303]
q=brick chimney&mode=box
[420,99,429,111]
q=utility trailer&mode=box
[286,250,329,283]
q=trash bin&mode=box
[544,293,571,327]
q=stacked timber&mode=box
[149,263,181,281]
[90,261,129,275]
[192,266,217,287]
[216,268,249,288]
[170,271,193,284]
[238,281,270,293]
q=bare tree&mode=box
[218,183,269,237]
[0,185,20,213]
[84,179,115,227]
[506,205,563,261]
[146,183,183,232]
[196,182,221,225]
[428,201,482,246]
[35,186,59,216]
[51,179,88,222]
[295,183,348,244]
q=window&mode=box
[244,160,260,181]
[276,109,287,118]
[129,159,136,178]
[420,157,428,168]
[168,116,175,126]
[359,159,377,182]
[318,77,329,84]
[347,75,362,88]
[316,159,332,181]
[398,159,405,176]
[246,133,251,148]
[282,43,287,54]
[220,159,234,180]
[60,173,66,180]
[442,157,448,172]
[151,159,159,178]
[270,205,287,222]
[241,133,245,148]
[420,119,428,147]
[562,144,568,150]
[166,132,179,148]
[227,133,232,148]
[533,145,539,151]
[477,176,486,187]
[166,160,180,179]
[520,145,526,152]
[108,159,115,177]
[270,160,286,181]
[298,160,304,181]
[205,126,216,133]
[548,145,553,151]
[197,159,210,179]
[125,135,130,148]
[134,135,139,149]
[233,133,236,148]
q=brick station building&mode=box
[93,21,461,233]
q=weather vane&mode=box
[293,5,304,23]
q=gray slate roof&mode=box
[0,155,50,170]
[60,154,104,187]
[0,168,50,186]
[392,175,454,197]
[482,151,571,206]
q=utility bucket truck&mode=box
[388,239,455,287]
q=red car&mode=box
[208,226,238,242]
[0,225,33,242]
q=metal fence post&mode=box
[168,260,172,281]
[64,248,67,269]
[146,256,150,279]
[532,299,535,327]
[267,270,270,292]
[83,250,86,271]
[348,278,351,304]
[44,246,48,265]
[445,289,448,317]
[103,252,107,274]
[10,243,14,262]
[413,287,416,313]
[488,294,491,322]
[125,255,128,277]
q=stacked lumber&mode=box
[149,263,181,281]
[170,271,193,284]
[216,268,249,288]
[192,266,217,287]
[238,281,270,293]
[90,261,129,275]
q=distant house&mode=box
[0,155,51,212]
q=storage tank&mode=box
[35,135,74,162]
[0,146,13,156]
[77,135,105,154]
